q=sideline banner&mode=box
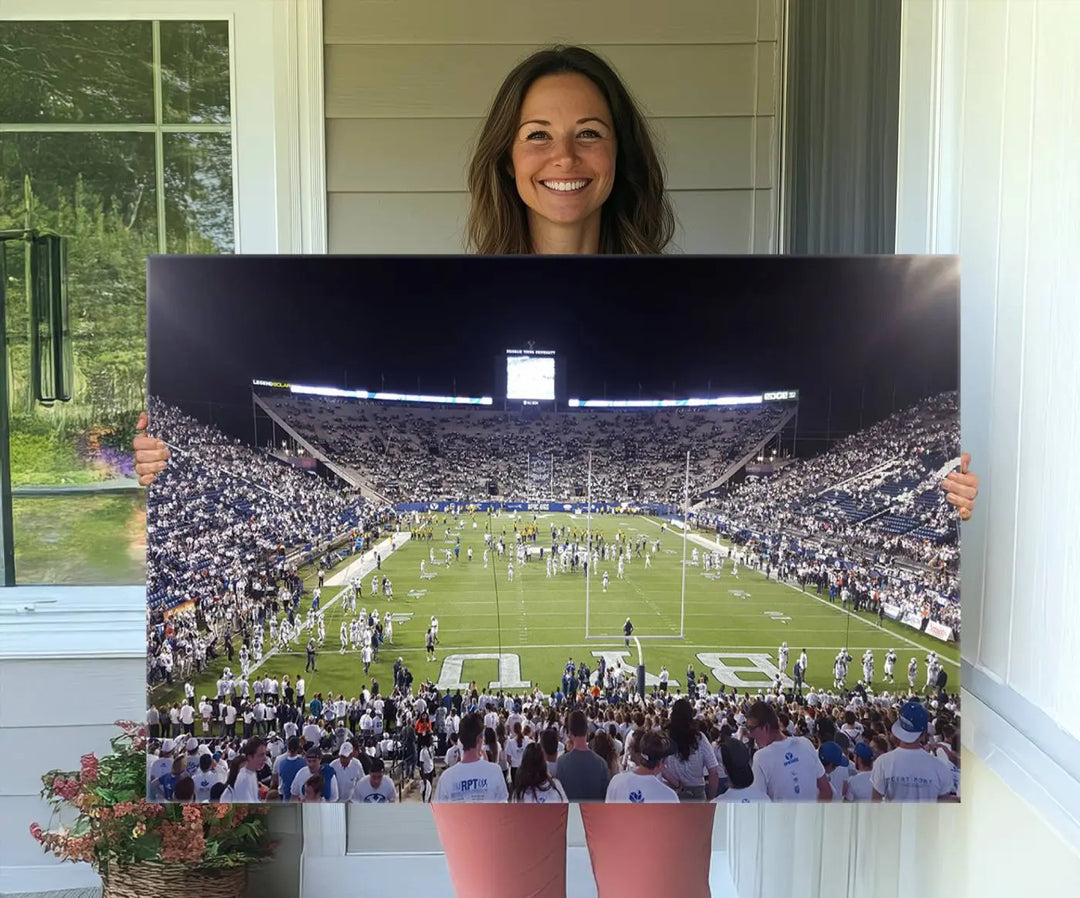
[926,621,954,642]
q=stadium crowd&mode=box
[147,672,960,804]
[145,399,394,684]
[259,393,790,505]
[695,392,960,635]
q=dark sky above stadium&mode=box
[147,255,959,447]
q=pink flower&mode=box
[29,823,43,842]
[79,754,100,782]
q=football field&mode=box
[153,511,960,706]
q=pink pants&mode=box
[431,803,715,898]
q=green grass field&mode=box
[14,492,146,585]
[152,512,959,707]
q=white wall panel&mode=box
[670,190,756,254]
[325,0,761,46]
[325,44,761,120]
[1008,1,1080,720]
[328,192,469,254]
[955,0,1013,679]
[0,659,145,729]
[327,117,761,193]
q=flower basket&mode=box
[30,721,275,883]
[101,861,247,898]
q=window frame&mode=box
[0,0,325,622]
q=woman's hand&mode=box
[133,412,171,486]
[940,452,978,521]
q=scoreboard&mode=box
[506,348,556,401]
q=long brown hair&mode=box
[466,45,675,255]
[510,742,560,801]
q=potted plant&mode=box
[30,720,275,897]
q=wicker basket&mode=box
[101,862,247,898]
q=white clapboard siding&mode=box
[325,44,760,120]
[670,190,756,254]
[324,0,781,255]
[324,0,763,46]
[0,724,124,797]
[329,192,469,254]
[0,659,146,730]
[328,189,759,255]
[326,117,764,193]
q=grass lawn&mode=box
[152,512,959,708]
[13,491,146,584]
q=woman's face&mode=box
[509,73,617,234]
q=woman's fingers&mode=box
[939,453,978,521]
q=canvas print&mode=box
[144,255,961,804]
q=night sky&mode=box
[147,255,959,450]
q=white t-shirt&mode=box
[353,776,398,803]
[504,737,532,768]
[826,764,855,802]
[843,771,874,801]
[330,758,364,801]
[605,770,679,803]
[511,779,568,804]
[227,766,262,803]
[870,748,954,801]
[713,784,771,804]
[192,770,220,802]
[444,743,463,767]
[420,746,435,775]
[433,759,509,803]
[751,736,827,801]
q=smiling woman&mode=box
[465,45,674,255]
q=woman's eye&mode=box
[579,129,602,139]
[525,131,549,141]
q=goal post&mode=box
[583,450,688,641]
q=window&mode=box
[1,19,234,584]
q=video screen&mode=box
[506,353,555,401]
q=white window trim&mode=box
[1,0,327,254]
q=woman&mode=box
[590,730,621,779]
[418,732,436,803]
[661,698,722,801]
[133,43,979,898]
[604,730,680,803]
[504,720,531,785]
[509,743,568,804]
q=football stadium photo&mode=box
[142,254,963,804]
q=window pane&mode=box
[12,492,146,584]
[0,21,154,123]
[2,132,156,585]
[164,132,235,253]
[160,20,232,124]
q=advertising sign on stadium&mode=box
[763,390,799,401]
[901,612,924,630]
[882,602,902,620]
[926,621,954,642]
